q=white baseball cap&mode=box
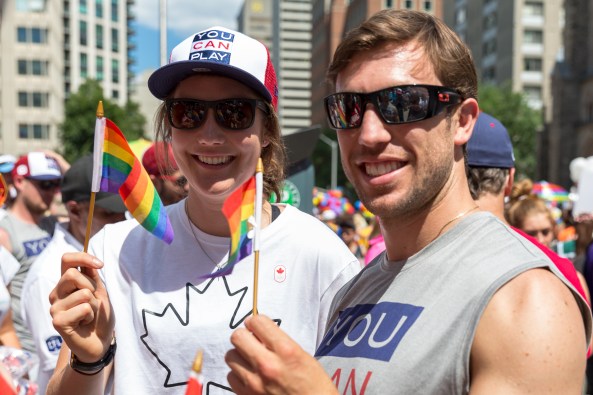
[148,26,278,110]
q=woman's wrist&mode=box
[69,337,116,376]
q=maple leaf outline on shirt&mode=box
[139,276,281,389]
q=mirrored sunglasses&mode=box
[325,84,463,130]
[165,98,269,131]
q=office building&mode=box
[239,0,312,135]
[0,0,134,155]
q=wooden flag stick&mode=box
[252,158,264,315]
[83,192,96,253]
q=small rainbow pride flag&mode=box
[92,116,174,244]
[205,176,256,278]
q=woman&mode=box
[508,179,590,302]
[507,179,558,248]
[47,27,360,395]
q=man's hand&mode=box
[225,315,338,395]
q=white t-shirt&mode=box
[21,223,81,395]
[90,200,360,395]
[0,244,19,285]
[0,245,19,322]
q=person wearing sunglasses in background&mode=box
[225,9,591,394]
[142,141,189,206]
[46,27,360,395]
[0,152,69,364]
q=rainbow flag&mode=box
[92,117,174,244]
[205,176,256,278]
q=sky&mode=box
[130,0,245,75]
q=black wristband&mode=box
[70,337,117,376]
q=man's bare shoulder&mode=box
[469,268,587,394]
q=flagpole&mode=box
[252,158,263,315]
[83,101,104,252]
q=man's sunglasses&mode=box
[324,84,463,130]
[27,178,61,191]
[165,98,269,131]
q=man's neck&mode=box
[475,193,507,225]
[9,200,42,225]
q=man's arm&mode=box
[470,268,587,394]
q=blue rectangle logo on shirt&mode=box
[316,302,423,362]
[23,236,51,258]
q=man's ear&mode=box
[504,167,516,197]
[66,201,82,220]
[454,98,479,146]
[12,176,26,192]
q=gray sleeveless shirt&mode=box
[315,212,591,394]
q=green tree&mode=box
[60,79,147,163]
[478,83,542,179]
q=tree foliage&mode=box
[478,83,542,179]
[60,79,147,163]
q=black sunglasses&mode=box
[324,84,463,130]
[165,98,269,131]
[27,178,61,191]
[161,174,187,188]
[525,228,552,238]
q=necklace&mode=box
[184,200,224,269]
[433,205,479,241]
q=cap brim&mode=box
[0,163,14,173]
[28,175,62,181]
[95,193,127,213]
[148,61,271,102]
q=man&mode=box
[0,151,68,354]
[467,111,590,304]
[142,142,188,205]
[21,155,127,395]
[225,9,591,394]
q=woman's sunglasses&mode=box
[27,178,61,191]
[165,98,269,131]
[324,84,463,129]
[525,228,553,238]
[161,175,187,188]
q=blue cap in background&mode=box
[467,112,515,169]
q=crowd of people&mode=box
[0,8,591,395]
